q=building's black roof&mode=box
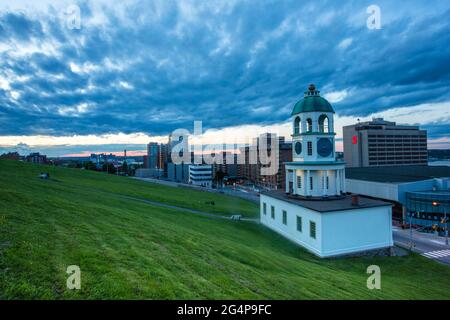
[346,165,450,183]
[261,191,391,213]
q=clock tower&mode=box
[259,83,393,258]
[285,84,346,198]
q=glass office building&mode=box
[406,190,450,228]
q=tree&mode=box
[108,164,117,174]
[0,152,21,160]
[102,162,117,174]
[84,161,97,171]
[121,161,128,175]
[215,169,225,188]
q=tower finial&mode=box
[304,84,319,97]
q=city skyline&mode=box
[2,109,449,157]
[1,0,450,303]
[1,0,450,157]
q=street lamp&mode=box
[432,201,448,246]
[409,211,420,250]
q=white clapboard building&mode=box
[260,84,394,258]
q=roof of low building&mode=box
[346,165,450,183]
[261,191,391,212]
[291,84,335,115]
[285,161,345,166]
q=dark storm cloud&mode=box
[0,0,449,137]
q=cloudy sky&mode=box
[0,0,449,157]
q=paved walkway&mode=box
[118,194,259,223]
[132,177,260,203]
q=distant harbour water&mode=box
[428,160,450,167]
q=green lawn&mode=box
[0,159,449,299]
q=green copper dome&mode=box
[291,84,335,115]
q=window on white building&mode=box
[263,203,267,215]
[271,206,275,219]
[307,141,312,155]
[326,176,329,189]
[282,210,287,225]
[318,114,329,133]
[306,118,313,132]
[297,176,302,189]
[310,176,313,190]
[310,221,316,239]
[294,117,301,134]
[297,216,302,232]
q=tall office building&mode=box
[212,152,239,178]
[158,143,168,169]
[147,142,160,169]
[343,118,427,168]
[147,142,168,169]
[238,145,258,183]
[255,134,292,190]
[239,133,292,190]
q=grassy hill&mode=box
[0,159,449,299]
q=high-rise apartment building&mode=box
[212,152,239,178]
[147,142,169,174]
[239,134,292,190]
[158,143,168,169]
[147,142,160,169]
[343,118,427,168]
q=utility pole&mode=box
[409,212,414,250]
[445,206,448,246]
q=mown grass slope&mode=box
[0,160,449,299]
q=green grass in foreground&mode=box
[0,159,449,299]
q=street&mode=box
[393,226,450,266]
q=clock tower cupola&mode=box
[285,84,345,198]
[291,84,336,162]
